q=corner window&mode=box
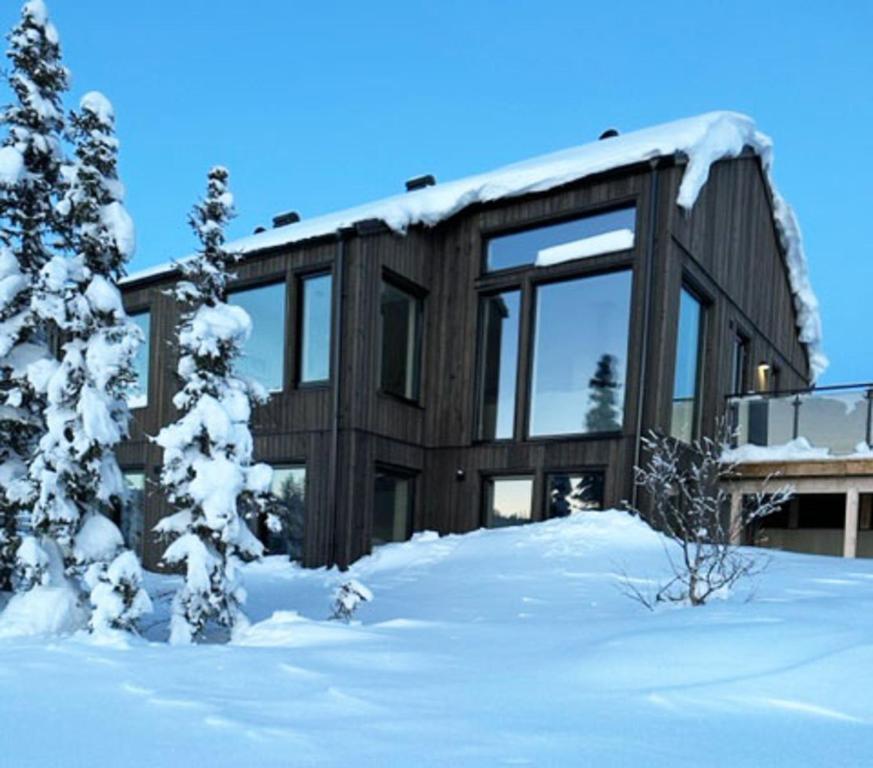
[670,287,704,442]
[477,291,521,440]
[229,281,287,392]
[373,467,415,545]
[129,311,150,408]
[529,270,632,437]
[486,206,635,273]
[380,278,422,401]
[121,470,145,553]
[268,465,306,559]
[483,475,534,528]
[299,273,332,384]
[546,471,604,518]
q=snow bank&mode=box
[123,111,824,376]
[0,585,85,638]
[724,438,873,464]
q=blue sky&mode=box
[2,1,870,384]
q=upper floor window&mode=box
[129,310,150,408]
[670,287,705,442]
[485,206,635,273]
[299,272,332,384]
[229,281,286,392]
[380,278,422,401]
[477,290,521,440]
[529,270,632,437]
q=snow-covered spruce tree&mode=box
[155,167,276,644]
[23,91,150,630]
[0,0,69,590]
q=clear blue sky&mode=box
[2,1,870,384]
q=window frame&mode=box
[226,276,290,394]
[372,463,418,546]
[295,269,334,388]
[481,472,537,528]
[377,270,426,405]
[127,307,151,410]
[670,281,709,443]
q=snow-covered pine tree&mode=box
[23,90,150,630]
[585,354,621,433]
[156,167,275,644]
[0,0,69,590]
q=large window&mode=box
[529,270,632,437]
[229,282,286,392]
[483,476,534,528]
[373,467,416,546]
[267,465,306,559]
[546,471,605,518]
[121,470,145,553]
[486,207,635,272]
[380,279,422,401]
[299,273,332,384]
[670,287,704,442]
[129,311,150,408]
[477,291,521,440]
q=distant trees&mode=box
[155,167,277,644]
[585,354,621,433]
[626,424,792,607]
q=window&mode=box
[299,273,332,384]
[266,465,306,559]
[129,311,150,408]
[373,467,415,545]
[380,279,422,401]
[486,207,635,273]
[477,291,521,440]
[228,282,286,392]
[731,332,749,395]
[529,270,632,437]
[670,288,704,442]
[121,470,146,553]
[546,472,605,518]
[483,476,534,527]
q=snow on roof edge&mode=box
[123,111,826,378]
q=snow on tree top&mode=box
[123,111,826,377]
[79,91,115,125]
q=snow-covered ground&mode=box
[2,511,873,767]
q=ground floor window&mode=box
[373,467,416,546]
[121,470,146,554]
[483,475,534,528]
[546,471,605,517]
[264,465,306,559]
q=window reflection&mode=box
[266,465,306,559]
[380,280,422,401]
[486,207,635,272]
[529,270,632,437]
[478,291,520,440]
[546,472,604,518]
[229,282,286,392]
[670,288,704,442]
[300,273,332,383]
[484,476,534,527]
[129,311,150,408]
[121,470,145,553]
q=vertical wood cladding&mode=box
[121,154,811,570]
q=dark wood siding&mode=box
[121,152,810,570]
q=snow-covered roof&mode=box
[124,111,825,378]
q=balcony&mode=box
[728,383,873,457]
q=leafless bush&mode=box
[626,423,792,608]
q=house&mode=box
[117,111,823,570]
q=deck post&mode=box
[844,487,860,558]
[729,491,743,545]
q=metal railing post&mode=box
[792,395,802,441]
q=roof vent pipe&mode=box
[405,174,436,192]
[599,128,620,140]
[272,211,301,228]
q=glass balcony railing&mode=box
[728,383,873,457]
